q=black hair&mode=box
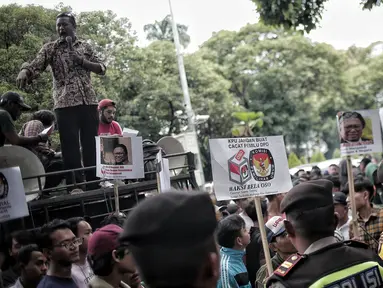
[56,12,77,28]
[17,244,42,266]
[88,252,114,277]
[7,230,34,251]
[338,111,366,128]
[67,217,85,237]
[360,158,372,168]
[329,164,339,169]
[294,169,305,177]
[114,144,128,155]
[31,110,55,127]
[287,204,335,242]
[217,214,245,248]
[40,219,71,249]
[245,200,267,222]
[311,166,322,177]
[100,212,127,228]
[326,175,341,189]
[343,176,374,200]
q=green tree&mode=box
[332,148,341,159]
[144,15,191,48]
[251,0,381,33]
[311,150,326,163]
[288,152,302,168]
[231,111,264,137]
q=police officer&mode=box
[266,179,383,288]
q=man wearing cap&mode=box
[16,12,106,190]
[333,192,351,240]
[255,216,296,288]
[87,224,135,288]
[266,179,383,288]
[120,191,220,288]
[0,92,48,148]
[98,99,123,136]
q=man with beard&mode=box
[16,12,106,190]
[38,219,81,288]
[0,92,48,147]
[97,99,122,136]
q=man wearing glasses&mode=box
[338,111,370,143]
[38,219,82,288]
[87,224,136,288]
[16,12,106,191]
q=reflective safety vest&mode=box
[266,241,383,288]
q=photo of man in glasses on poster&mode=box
[337,111,373,144]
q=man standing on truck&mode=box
[16,12,106,191]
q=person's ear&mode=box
[284,220,295,238]
[269,243,277,252]
[112,249,119,263]
[43,248,51,259]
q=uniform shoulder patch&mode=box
[273,254,303,277]
[344,240,369,249]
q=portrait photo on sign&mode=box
[336,109,382,157]
[337,111,373,144]
[100,137,133,165]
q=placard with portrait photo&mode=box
[96,135,144,179]
[337,109,382,156]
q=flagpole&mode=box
[168,0,205,186]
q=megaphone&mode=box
[0,146,45,201]
[157,136,185,175]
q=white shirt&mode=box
[338,217,351,241]
[71,260,94,288]
[239,212,254,232]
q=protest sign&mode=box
[337,109,382,157]
[96,135,144,180]
[209,136,292,200]
[0,167,29,223]
[156,151,171,192]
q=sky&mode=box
[0,0,382,51]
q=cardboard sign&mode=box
[0,167,29,223]
[96,135,144,180]
[209,136,292,200]
[337,109,382,157]
[156,151,171,192]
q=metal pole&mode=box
[168,0,205,186]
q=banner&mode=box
[337,109,382,157]
[156,151,171,192]
[0,167,29,223]
[209,136,292,200]
[96,135,144,180]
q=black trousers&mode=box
[55,105,99,190]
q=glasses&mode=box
[54,238,83,250]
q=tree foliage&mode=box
[252,0,382,33]
[288,153,302,168]
[144,15,191,48]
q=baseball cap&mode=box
[88,224,123,258]
[98,99,116,111]
[265,216,286,243]
[333,192,347,206]
[0,92,31,111]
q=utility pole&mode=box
[168,0,205,186]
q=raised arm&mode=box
[70,42,106,75]
[16,44,51,89]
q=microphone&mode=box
[66,36,73,51]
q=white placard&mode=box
[123,128,139,136]
[337,109,383,157]
[0,167,29,223]
[96,136,144,180]
[209,136,292,200]
[156,151,171,192]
